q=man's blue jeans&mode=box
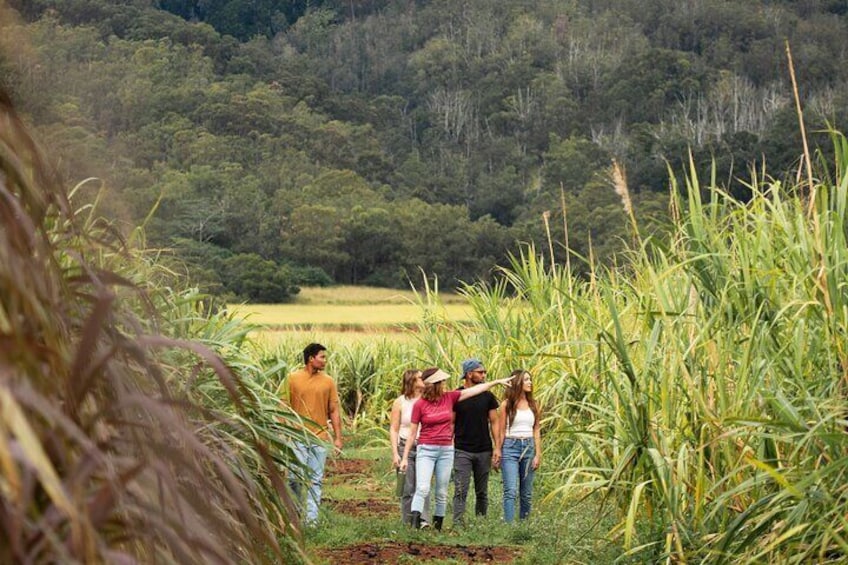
[412,444,454,517]
[501,437,535,522]
[290,441,328,525]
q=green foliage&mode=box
[288,264,334,287]
[0,89,306,563]
[435,135,848,561]
[542,134,610,193]
[8,0,848,295]
[258,132,848,561]
[221,252,301,302]
[605,48,710,124]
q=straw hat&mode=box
[423,369,450,384]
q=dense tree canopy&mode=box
[2,0,847,300]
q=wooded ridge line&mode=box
[3,0,846,300]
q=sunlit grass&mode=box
[292,285,469,305]
[252,329,417,348]
[228,301,475,327]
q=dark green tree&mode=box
[221,253,300,302]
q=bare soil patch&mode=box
[324,497,397,517]
[326,457,371,476]
[318,541,520,564]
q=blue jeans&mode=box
[413,444,454,517]
[290,441,328,525]
[501,438,535,522]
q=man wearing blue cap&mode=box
[452,358,500,527]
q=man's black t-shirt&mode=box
[454,386,499,452]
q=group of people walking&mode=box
[391,359,542,530]
[283,343,542,530]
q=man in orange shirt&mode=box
[286,343,343,525]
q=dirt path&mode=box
[318,541,520,564]
[316,456,523,564]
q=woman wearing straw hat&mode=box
[400,367,514,531]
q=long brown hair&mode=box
[421,367,446,402]
[401,369,421,398]
[504,369,540,430]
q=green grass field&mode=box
[284,285,469,305]
[229,286,474,330]
[251,329,417,349]
[229,303,474,327]
[305,436,621,564]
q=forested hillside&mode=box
[2,0,847,300]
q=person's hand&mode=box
[492,449,501,471]
[496,375,516,386]
[399,457,408,473]
[392,453,400,469]
[532,454,541,470]
[334,437,343,454]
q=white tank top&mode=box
[505,408,535,439]
[398,395,417,440]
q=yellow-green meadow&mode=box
[251,329,417,349]
[229,302,473,327]
[228,286,474,331]
[277,285,468,305]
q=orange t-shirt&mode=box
[286,368,340,440]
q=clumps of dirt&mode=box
[326,458,372,477]
[318,541,520,564]
[324,497,397,517]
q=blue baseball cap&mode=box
[461,358,484,376]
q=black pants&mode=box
[452,449,492,523]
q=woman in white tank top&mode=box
[494,369,542,522]
[389,369,430,526]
